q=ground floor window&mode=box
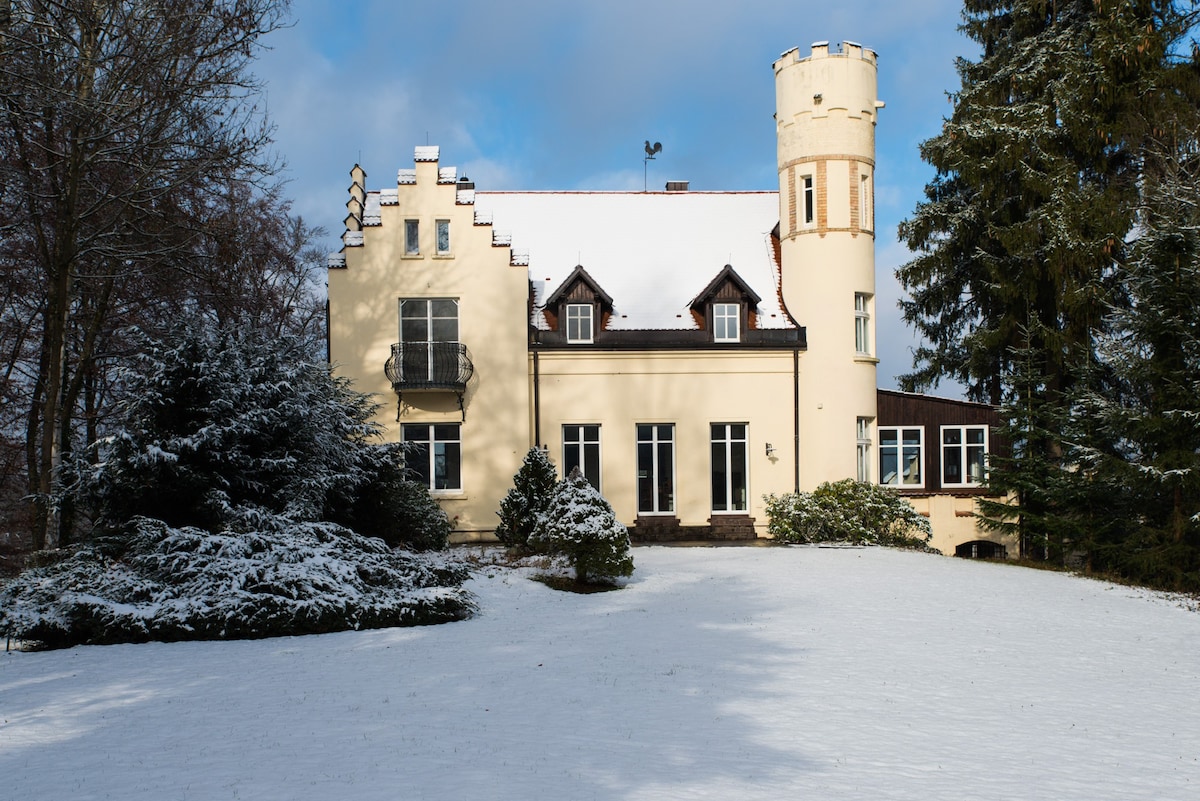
[941,425,987,487]
[856,417,873,483]
[402,423,461,491]
[563,424,601,490]
[879,426,924,488]
[637,423,674,514]
[711,423,748,512]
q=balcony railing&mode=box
[385,342,474,392]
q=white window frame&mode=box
[711,423,749,513]
[878,426,925,488]
[566,303,594,343]
[562,424,601,491]
[855,293,871,356]
[398,298,459,382]
[802,175,815,224]
[940,424,988,487]
[636,423,675,515]
[404,218,420,255]
[856,417,873,483]
[435,219,451,255]
[401,423,462,492]
[713,303,740,342]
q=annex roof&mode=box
[474,191,789,331]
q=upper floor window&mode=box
[399,298,458,382]
[856,417,872,483]
[566,303,594,343]
[404,219,420,255]
[941,425,988,487]
[713,303,740,342]
[802,175,815,224]
[855,293,871,355]
[879,426,923,488]
[435,219,450,255]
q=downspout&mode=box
[793,347,800,493]
[532,349,541,447]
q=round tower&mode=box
[775,40,884,487]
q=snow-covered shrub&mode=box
[0,515,473,649]
[9,322,475,648]
[765,479,932,549]
[62,322,448,551]
[530,467,634,584]
[331,443,450,551]
[68,324,383,535]
[495,447,558,548]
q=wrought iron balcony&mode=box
[385,342,474,393]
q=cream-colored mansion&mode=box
[327,41,1013,558]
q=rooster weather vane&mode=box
[643,140,662,191]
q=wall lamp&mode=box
[765,442,776,458]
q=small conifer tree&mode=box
[531,466,634,584]
[495,447,558,548]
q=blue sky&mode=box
[255,0,976,394]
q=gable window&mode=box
[942,425,988,487]
[856,417,873,483]
[404,219,420,255]
[637,424,674,514]
[711,423,748,512]
[566,303,594,343]
[402,423,461,491]
[879,427,924,488]
[803,175,815,224]
[435,219,450,255]
[854,293,871,355]
[563,424,601,490]
[399,298,458,382]
[713,303,740,342]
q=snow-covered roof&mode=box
[475,191,789,331]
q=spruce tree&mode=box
[495,447,558,548]
[1074,131,1200,590]
[898,1,1195,555]
[898,0,1165,404]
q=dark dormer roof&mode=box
[688,264,762,312]
[544,265,615,309]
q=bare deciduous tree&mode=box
[0,0,294,548]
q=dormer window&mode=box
[713,303,740,342]
[566,304,594,343]
[689,265,760,345]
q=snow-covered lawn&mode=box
[2,546,1197,800]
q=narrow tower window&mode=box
[856,417,873,483]
[860,174,872,231]
[855,293,871,355]
[803,175,815,224]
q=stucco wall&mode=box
[533,349,802,533]
[328,158,531,537]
